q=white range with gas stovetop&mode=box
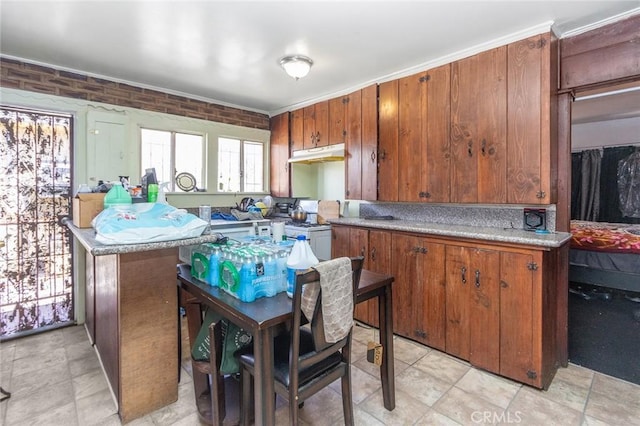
[282,221,332,261]
[281,199,336,260]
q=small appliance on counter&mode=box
[523,208,547,232]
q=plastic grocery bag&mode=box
[191,308,252,375]
[92,202,208,245]
[618,151,640,218]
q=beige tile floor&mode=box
[1,321,639,426]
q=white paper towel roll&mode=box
[272,222,285,242]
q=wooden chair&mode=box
[236,256,364,426]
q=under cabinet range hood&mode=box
[288,143,345,164]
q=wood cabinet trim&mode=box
[560,14,640,89]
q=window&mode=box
[140,128,205,191]
[217,137,264,192]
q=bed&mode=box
[570,220,640,293]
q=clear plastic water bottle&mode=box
[263,253,278,297]
[239,255,257,302]
[286,235,319,298]
[207,247,220,287]
[277,249,289,293]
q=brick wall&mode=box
[0,58,270,130]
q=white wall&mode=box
[290,160,345,202]
[1,88,271,209]
[572,116,640,151]
[290,163,319,199]
[318,161,345,201]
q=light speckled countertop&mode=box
[328,217,571,248]
[66,222,222,256]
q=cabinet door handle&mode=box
[481,139,486,156]
[468,140,473,157]
[461,266,467,284]
[284,162,288,172]
[360,246,366,257]
[380,149,387,160]
[371,247,377,261]
[475,269,480,288]
[315,131,320,145]
[370,150,376,162]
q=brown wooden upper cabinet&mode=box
[269,112,290,197]
[398,64,451,203]
[506,32,557,204]
[329,96,347,146]
[285,32,556,205]
[451,46,508,204]
[290,108,304,152]
[378,80,399,202]
[345,85,378,201]
[303,101,329,149]
[449,32,556,204]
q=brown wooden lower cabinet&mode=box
[445,245,500,372]
[331,226,391,327]
[500,249,557,388]
[331,224,566,389]
[366,230,391,326]
[393,233,446,351]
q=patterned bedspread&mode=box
[571,220,640,254]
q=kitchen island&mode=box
[66,221,221,423]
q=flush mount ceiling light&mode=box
[279,55,313,80]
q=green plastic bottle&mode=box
[103,181,133,209]
[147,183,159,202]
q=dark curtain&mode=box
[576,149,601,221]
[600,146,640,224]
[571,152,582,220]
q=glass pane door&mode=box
[0,106,73,339]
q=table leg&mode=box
[378,285,395,410]
[181,295,210,416]
[253,327,276,426]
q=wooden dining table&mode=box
[177,263,395,426]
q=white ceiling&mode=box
[1,1,639,117]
